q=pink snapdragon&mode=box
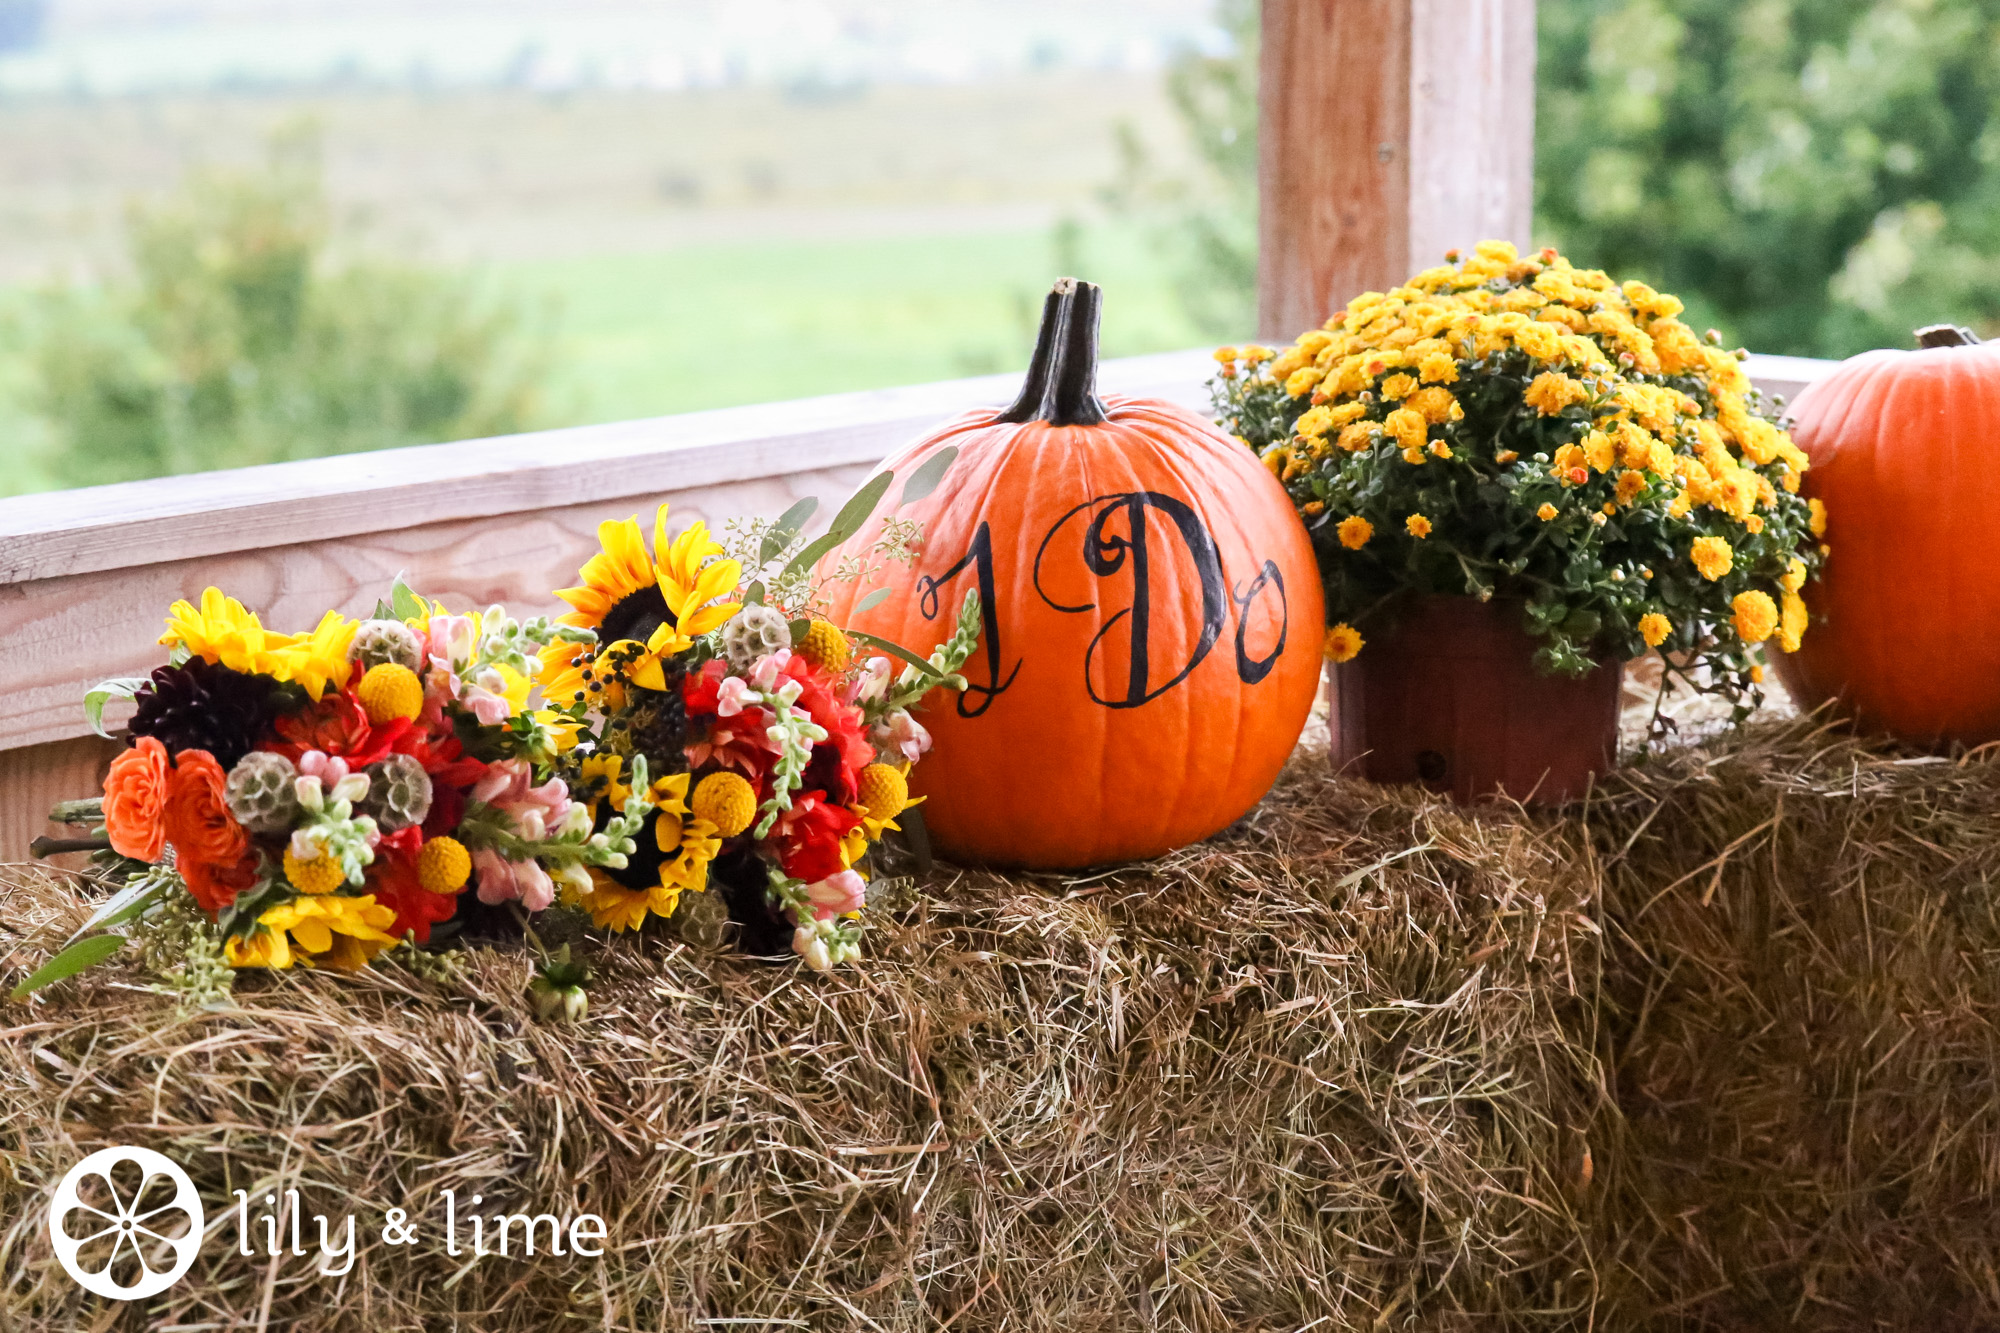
[804,869,866,920]
[471,846,556,911]
[473,759,575,841]
[871,709,932,763]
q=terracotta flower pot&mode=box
[1330,596,1622,804]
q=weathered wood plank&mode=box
[1258,0,1410,340]
[0,348,1218,586]
[0,733,120,865]
[1257,0,1536,339]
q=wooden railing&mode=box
[0,345,1833,859]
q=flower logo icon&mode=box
[49,1147,203,1300]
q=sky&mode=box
[0,0,1226,97]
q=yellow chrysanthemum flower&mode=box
[1322,623,1364,663]
[1776,589,1809,653]
[1732,590,1779,644]
[1337,516,1374,550]
[1691,536,1733,582]
[1405,514,1432,539]
[1537,503,1559,522]
[1637,612,1671,648]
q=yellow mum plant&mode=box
[1213,240,1826,722]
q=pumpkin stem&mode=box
[1915,323,1983,348]
[995,277,1109,427]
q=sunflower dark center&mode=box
[598,584,675,646]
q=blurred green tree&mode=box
[1539,0,2000,357]
[25,124,544,489]
[1120,0,2000,357]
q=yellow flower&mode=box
[1615,470,1649,505]
[1776,590,1809,653]
[1337,516,1374,550]
[1732,590,1778,643]
[225,895,400,971]
[1405,385,1459,424]
[1637,612,1672,648]
[1537,503,1559,522]
[159,588,356,701]
[1523,372,1581,416]
[1427,438,1454,460]
[1295,405,1336,440]
[1808,498,1828,537]
[1582,431,1616,473]
[1417,351,1459,384]
[1213,346,1239,364]
[1385,406,1428,452]
[1336,422,1377,453]
[1405,514,1433,539]
[1322,623,1364,663]
[1781,557,1808,593]
[1691,536,1733,581]
[1380,372,1418,401]
[582,872,652,933]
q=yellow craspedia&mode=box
[691,770,757,838]
[1732,590,1779,643]
[417,836,472,894]
[1637,612,1672,648]
[793,620,852,674]
[1691,535,1734,581]
[357,662,424,725]
[284,847,347,896]
[1322,623,1364,663]
[1337,516,1374,550]
[855,763,910,821]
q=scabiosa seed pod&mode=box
[224,750,301,834]
[362,753,433,831]
[352,619,426,674]
[722,604,792,669]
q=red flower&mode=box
[779,656,872,805]
[366,827,459,944]
[774,790,861,885]
[683,658,729,715]
[269,690,412,767]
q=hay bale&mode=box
[3,718,1995,1330]
[0,743,1603,1330]
[1585,720,2000,1330]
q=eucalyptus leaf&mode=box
[760,497,820,565]
[826,469,896,544]
[10,934,125,1000]
[855,587,893,613]
[83,678,147,739]
[898,446,958,507]
[744,580,766,607]
[390,577,428,622]
[777,530,847,583]
[847,631,945,683]
[788,618,812,644]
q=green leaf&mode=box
[743,580,766,607]
[898,446,958,507]
[83,678,147,739]
[760,497,820,565]
[856,587,893,613]
[11,934,126,1001]
[847,631,945,683]
[390,576,428,622]
[788,618,812,644]
[778,529,847,583]
[826,469,896,544]
[69,876,164,944]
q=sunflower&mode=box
[544,507,745,705]
[160,587,356,701]
[223,895,400,971]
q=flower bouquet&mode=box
[18,484,978,1002]
[534,503,979,971]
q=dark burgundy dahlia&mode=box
[128,658,295,768]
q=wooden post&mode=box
[1257,0,1537,341]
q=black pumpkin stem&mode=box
[1915,323,1982,348]
[996,277,1108,427]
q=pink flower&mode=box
[749,649,792,691]
[426,614,478,671]
[716,676,753,718]
[871,710,931,763]
[472,847,519,905]
[804,869,866,920]
[848,656,893,705]
[472,759,575,840]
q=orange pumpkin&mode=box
[819,279,1324,868]
[1772,324,2000,744]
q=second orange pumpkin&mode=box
[818,279,1323,868]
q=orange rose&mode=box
[163,749,258,912]
[103,737,170,862]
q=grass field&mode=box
[506,220,1203,425]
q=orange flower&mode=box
[163,749,258,913]
[103,737,170,862]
